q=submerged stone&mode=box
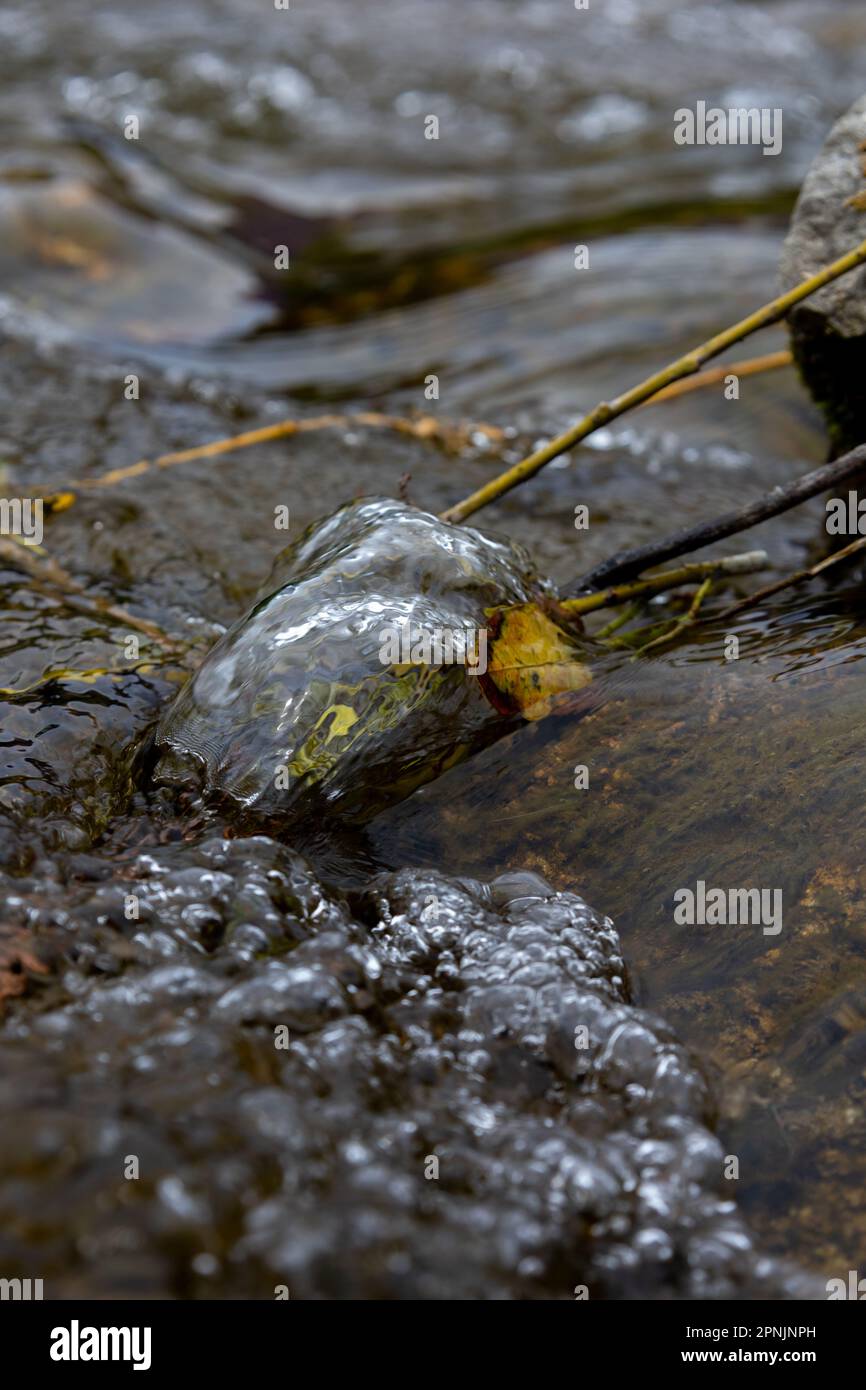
[780,93,866,457]
[152,497,588,825]
[0,841,819,1298]
[0,175,275,345]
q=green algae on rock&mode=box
[151,497,591,825]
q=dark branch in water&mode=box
[568,442,866,594]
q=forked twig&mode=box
[442,238,866,523]
[711,535,866,623]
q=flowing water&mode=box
[2,0,866,1297]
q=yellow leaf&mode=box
[482,602,592,720]
[43,491,76,514]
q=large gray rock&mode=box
[781,94,866,456]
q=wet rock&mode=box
[0,567,182,858]
[0,840,818,1298]
[780,93,866,456]
[0,174,276,346]
[153,497,577,825]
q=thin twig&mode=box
[31,355,790,499]
[45,413,506,493]
[710,535,866,623]
[637,576,714,653]
[0,661,173,699]
[569,443,866,594]
[560,550,767,615]
[594,601,641,640]
[639,349,791,408]
[0,538,193,654]
[441,238,866,523]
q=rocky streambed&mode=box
[0,836,818,1299]
[4,484,812,1300]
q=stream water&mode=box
[2,0,866,1298]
